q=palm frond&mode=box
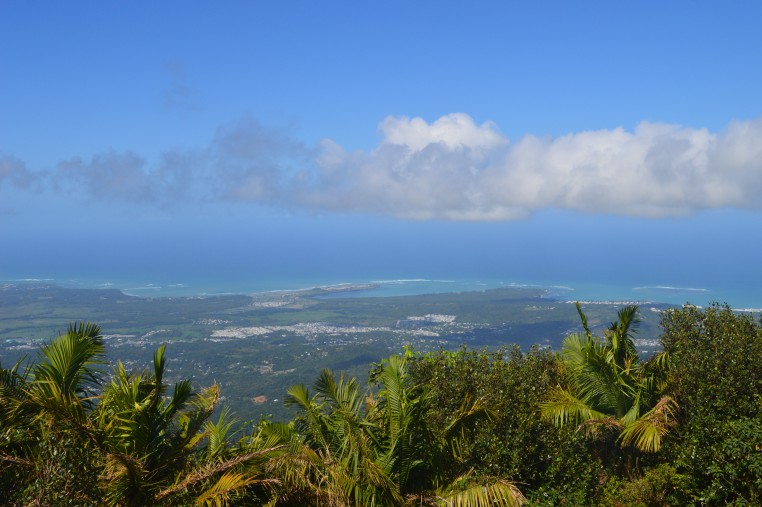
[435,475,526,507]
[0,360,31,428]
[619,396,677,453]
[100,451,150,507]
[204,407,237,460]
[155,447,283,503]
[607,305,640,366]
[575,302,593,338]
[185,384,221,438]
[443,394,494,462]
[193,472,260,506]
[578,416,623,440]
[285,383,333,450]
[32,322,105,414]
[540,386,609,427]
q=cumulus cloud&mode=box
[379,113,506,152]
[4,114,762,220]
[290,115,762,220]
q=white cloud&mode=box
[294,114,762,220]
[5,114,762,221]
[379,113,506,152]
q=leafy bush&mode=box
[409,345,600,504]
[598,463,689,506]
[660,304,762,504]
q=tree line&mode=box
[1,304,760,505]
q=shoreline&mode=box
[1,277,759,313]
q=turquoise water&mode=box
[4,274,759,311]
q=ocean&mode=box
[4,210,761,311]
[3,274,759,312]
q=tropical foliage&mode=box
[0,323,279,506]
[1,303,761,505]
[408,345,598,504]
[540,303,676,455]
[659,304,762,504]
[265,353,525,506]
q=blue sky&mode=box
[2,2,761,302]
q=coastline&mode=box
[1,276,759,313]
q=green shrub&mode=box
[409,345,601,503]
[660,304,762,504]
[598,464,689,506]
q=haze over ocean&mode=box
[4,210,759,309]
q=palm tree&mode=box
[269,353,526,506]
[540,303,676,454]
[263,368,399,506]
[0,322,107,504]
[95,345,280,506]
[0,323,280,506]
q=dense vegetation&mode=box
[1,304,760,505]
